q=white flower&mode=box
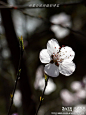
[13,90,22,107]
[39,39,75,77]
[75,89,86,99]
[34,65,44,89]
[60,89,74,105]
[70,81,82,91]
[34,65,56,95]
[38,78,56,95]
[12,114,18,115]
[50,12,72,39]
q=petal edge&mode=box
[59,61,75,76]
[39,49,51,63]
[47,39,60,56]
[44,63,59,77]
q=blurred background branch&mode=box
[21,10,86,38]
[0,0,85,9]
[1,0,36,114]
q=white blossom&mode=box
[50,12,72,39]
[12,114,18,115]
[34,65,44,89]
[34,65,56,95]
[38,78,56,95]
[75,89,86,99]
[13,90,22,107]
[60,89,74,105]
[39,39,75,77]
[70,81,82,91]
[2,48,11,59]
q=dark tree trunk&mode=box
[1,1,36,115]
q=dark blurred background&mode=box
[0,0,86,115]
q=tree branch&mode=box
[35,75,49,115]
[21,11,86,38]
[0,0,85,9]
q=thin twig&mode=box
[57,24,86,37]
[35,76,49,115]
[7,40,23,115]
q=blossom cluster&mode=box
[60,76,86,105]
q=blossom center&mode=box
[52,51,63,66]
[53,53,58,62]
[52,53,59,65]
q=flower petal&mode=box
[59,61,75,76]
[59,46,75,62]
[39,49,51,63]
[47,39,60,56]
[44,63,59,77]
